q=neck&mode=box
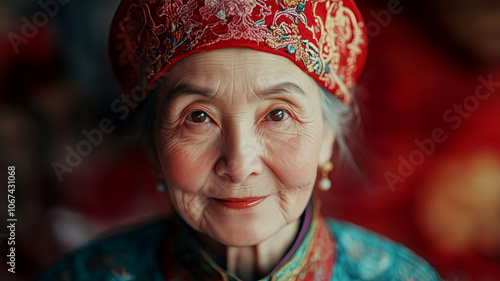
[195,220,300,280]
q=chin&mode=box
[206,215,283,247]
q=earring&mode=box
[319,161,334,191]
[156,181,166,193]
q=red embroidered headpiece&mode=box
[109,0,367,104]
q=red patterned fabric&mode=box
[109,0,367,104]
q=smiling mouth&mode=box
[214,197,266,210]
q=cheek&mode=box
[264,128,321,189]
[157,133,217,193]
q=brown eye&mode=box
[189,111,211,123]
[267,109,287,122]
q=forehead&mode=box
[162,48,317,93]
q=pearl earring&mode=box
[156,181,166,193]
[319,161,334,191]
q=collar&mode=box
[161,198,335,281]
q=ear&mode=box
[319,123,335,166]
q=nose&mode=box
[215,127,264,183]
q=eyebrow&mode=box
[166,81,306,102]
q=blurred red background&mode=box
[0,0,499,280]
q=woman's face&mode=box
[153,48,335,247]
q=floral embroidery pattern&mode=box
[109,0,366,103]
[36,205,443,281]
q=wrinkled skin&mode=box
[150,48,335,249]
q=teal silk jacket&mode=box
[37,202,442,281]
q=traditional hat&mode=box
[109,0,367,104]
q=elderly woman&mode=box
[37,0,442,280]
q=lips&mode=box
[215,197,266,210]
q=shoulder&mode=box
[35,219,170,281]
[325,218,443,281]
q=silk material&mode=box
[36,202,442,281]
[108,0,368,104]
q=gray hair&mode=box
[319,86,360,173]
